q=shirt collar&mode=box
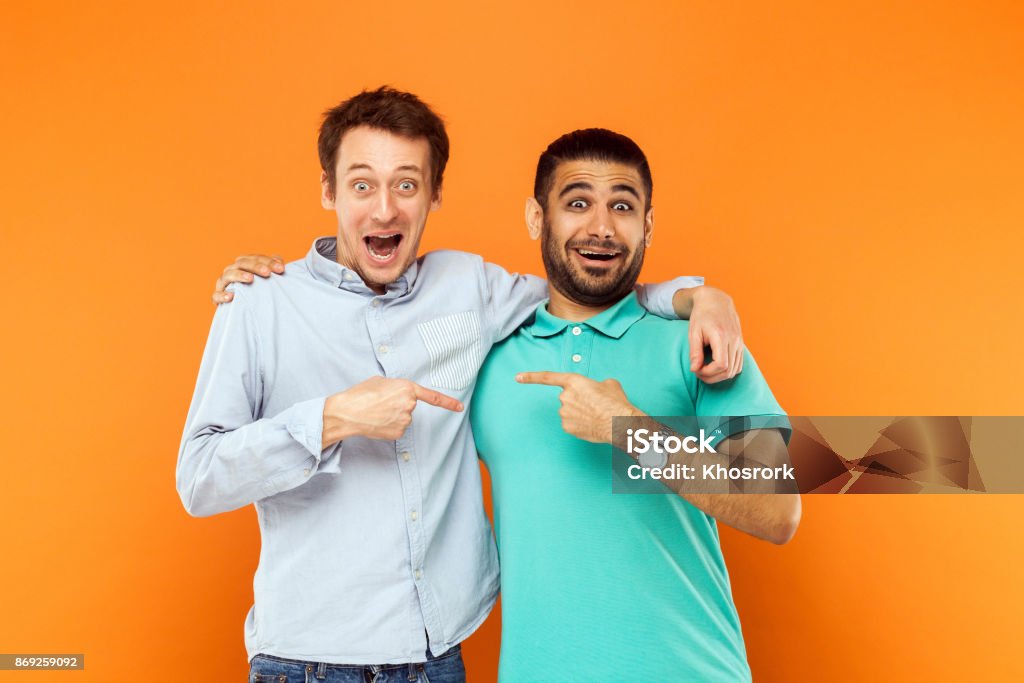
[305,236,419,296]
[527,291,647,339]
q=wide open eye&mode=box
[612,201,633,212]
[397,180,416,192]
[568,199,588,209]
[353,181,371,192]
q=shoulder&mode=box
[419,249,485,275]
[632,314,693,348]
[416,250,491,300]
[222,259,314,312]
[621,314,695,378]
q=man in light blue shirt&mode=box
[179,87,744,681]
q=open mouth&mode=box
[573,247,622,264]
[364,233,403,262]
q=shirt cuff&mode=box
[699,414,792,448]
[637,276,705,319]
[284,396,329,463]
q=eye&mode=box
[397,180,416,192]
[612,201,633,212]
[353,181,370,192]
[568,199,588,209]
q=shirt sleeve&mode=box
[691,348,791,448]
[482,261,549,344]
[176,287,338,517]
[634,276,705,320]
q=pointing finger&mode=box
[516,371,578,387]
[411,383,463,412]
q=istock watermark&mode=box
[611,416,1024,495]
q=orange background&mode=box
[2,1,1023,680]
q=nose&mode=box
[587,205,615,240]
[372,191,399,224]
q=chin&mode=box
[361,256,412,286]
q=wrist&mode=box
[692,285,730,309]
[672,287,698,319]
[321,395,354,447]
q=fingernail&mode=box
[515,374,523,382]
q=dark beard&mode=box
[540,219,645,307]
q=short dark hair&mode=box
[318,86,449,198]
[533,128,653,211]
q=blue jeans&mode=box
[248,644,465,683]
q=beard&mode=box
[540,218,646,307]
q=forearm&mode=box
[176,397,330,517]
[682,492,800,545]
[634,276,705,320]
[616,418,800,544]
[671,285,736,321]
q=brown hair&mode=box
[318,86,449,198]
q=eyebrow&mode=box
[344,163,424,175]
[558,181,641,201]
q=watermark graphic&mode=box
[611,416,1024,494]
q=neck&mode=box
[546,286,615,322]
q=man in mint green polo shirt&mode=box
[471,128,800,681]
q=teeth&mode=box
[579,249,617,256]
[366,233,402,261]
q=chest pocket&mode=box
[417,311,483,391]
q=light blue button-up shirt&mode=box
[176,237,698,665]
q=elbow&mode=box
[176,460,220,518]
[180,496,213,518]
[177,482,215,518]
[767,496,802,545]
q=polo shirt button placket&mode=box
[567,325,593,374]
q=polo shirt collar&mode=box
[305,236,419,296]
[528,291,647,339]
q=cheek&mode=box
[397,197,433,229]
[336,202,369,232]
[616,219,647,245]
[547,214,584,243]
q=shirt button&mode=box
[572,353,582,363]
[371,299,381,308]
[572,326,582,336]
[344,273,353,281]
[414,569,422,580]
[401,451,411,462]
[410,510,418,521]
[379,345,389,354]
[303,468,310,477]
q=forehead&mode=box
[549,160,645,196]
[336,125,430,175]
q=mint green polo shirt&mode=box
[471,292,786,682]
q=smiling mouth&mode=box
[365,233,403,261]
[573,247,621,263]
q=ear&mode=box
[526,197,544,241]
[320,171,336,210]
[644,206,654,247]
[430,186,443,212]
